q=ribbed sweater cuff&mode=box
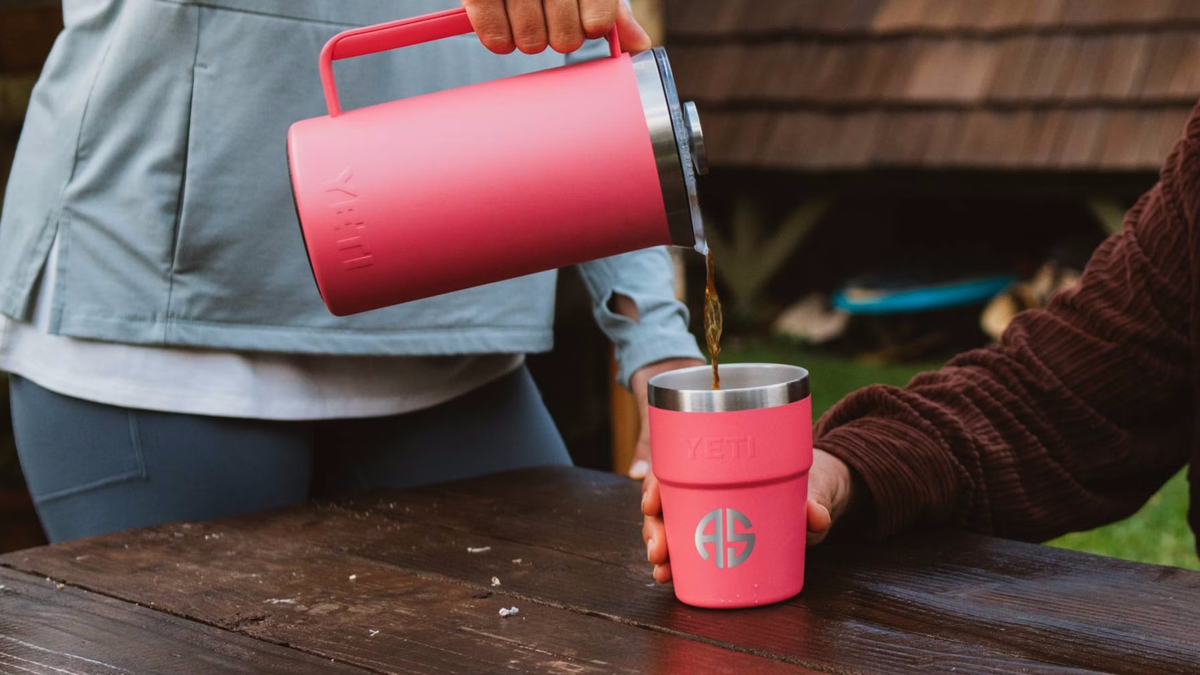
[817,417,961,538]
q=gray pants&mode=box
[9,367,570,543]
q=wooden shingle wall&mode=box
[667,0,1200,171]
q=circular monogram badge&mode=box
[694,508,756,569]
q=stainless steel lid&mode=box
[648,364,810,413]
[632,47,708,254]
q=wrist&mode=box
[821,448,877,540]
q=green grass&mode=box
[1048,471,1197,570]
[723,337,1199,570]
[721,337,944,419]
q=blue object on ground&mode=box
[833,275,1017,315]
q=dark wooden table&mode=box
[1,467,1198,674]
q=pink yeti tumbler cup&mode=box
[648,364,812,609]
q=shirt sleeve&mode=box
[576,247,703,388]
[815,107,1200,542]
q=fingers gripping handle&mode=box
[319,7,622,117]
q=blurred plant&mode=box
[706,197,829,318]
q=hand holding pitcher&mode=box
[462,0,653,54]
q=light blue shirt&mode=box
[0,0,702,386]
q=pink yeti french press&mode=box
[287,8,708,316]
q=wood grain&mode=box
[663,0,1200,173]
[1,508,809,675]
[0,566,371,674]
[9,468,1200,672]
[10,468,1199,673]
[340,468,1200,674]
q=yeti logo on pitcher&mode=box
[325,168,374,271]
[695,508,755,569]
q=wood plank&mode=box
[671,45,741,104]
[981,0,1037,31]
[774,1,826,33]
[663,0,733,38]
[776,43,823,102]
[787,112,839,169]
[920,110,967,166]
[1060,36,1106,102]
[1139,110,1182,168]
[2,515,807,675]
[734,0,794,34]
[920,0,964,30]
[936,0,994,31]
[906,40,995,103]
[813,43,865,104]
[342,469,1200,673]
[730,111,774,166]
[831,111,885,169]
[1096,110,1152,170]
[759,111,808,168]
[669,0,1199,37]
[673,22,1200,111]
[988,35,1039,102]
[818,0,884,34]
[1022,109,1070,167]
[1166,37,1200,97]
[3,504,1085,675]
[1138,32,1190,99]
[663,0,1200,40]
[843,42,893,103]
[1098,0,1175,25]
[758,43,803,100]
[877,37,923,100]
[1148,108,1191,165]
[0,567,372,675]
[1054,109,1108,168]
[872,0,933,33]
[995,110,1037,167]
[1096,34,1153,100]
[7,469,1158,672]
[730,45,780,102]
[1027,0,1069,28]
[1168,0,1200,21]
[794,44,846,104]
[873,111,931,166]
[1025,35,1076,102]
[10,468,1200,673]
[696,110,737,165]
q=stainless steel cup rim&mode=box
[648,363,810,413]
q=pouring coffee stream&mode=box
[704,248,722,390]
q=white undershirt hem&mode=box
[0,235,525,421]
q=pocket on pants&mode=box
[10,378,149,504]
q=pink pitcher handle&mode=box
[320,7,622,117]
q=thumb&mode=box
[806,448,852,546]
[615,2,652,53]
[806,481,836,546]
[628,428,652,480]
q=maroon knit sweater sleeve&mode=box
[816,107,1200,543]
